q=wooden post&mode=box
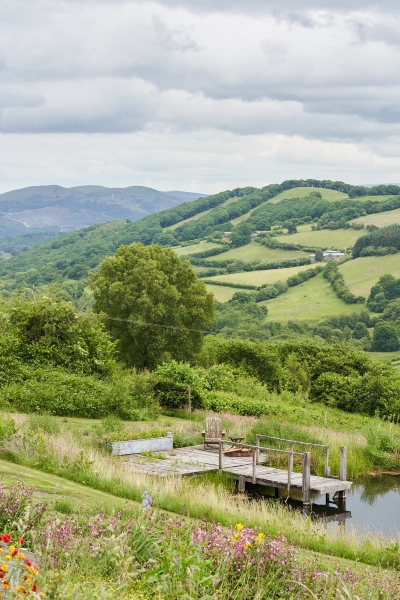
[302,452,311,508]
[275,487,281,499]
[288,442,293,489]
[339,446,347,500]
[324,446,330,478]
[187,387,192,413]
[256,434,260,463]
[252,447,256,484]
[219,440,223,473]
[238,475,245,493]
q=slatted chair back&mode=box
[206,416,222,438]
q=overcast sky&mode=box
[1,0,400,194]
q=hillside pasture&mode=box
[268,186,349,204]
[203,239,309,263]
[202,263,315,287]
[339,254,400,296]
[173,241,222,256]
[286,226,365,249]
[351,207,400,228]
[205,283,252,302]
[261,273,364,321]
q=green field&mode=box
[261,272,364,321]
[173,241,222,256]
[339,254,400,296]
[286,226,365,249]
[203,263,314,287]
[352,207,400,228]
[203,239,309,263]
[268,186,348,204]
[205,283,252,302]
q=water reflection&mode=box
[314,475,400,536]
[248,475,400,537]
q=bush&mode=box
[152,361,203,408]
[1,368,159,420]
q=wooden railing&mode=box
[218,437,347,506]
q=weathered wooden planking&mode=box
[125,445,352,493]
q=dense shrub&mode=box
[0,368,159,420]
[9,296,116,375]
[152,361,203,408]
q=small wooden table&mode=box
[230,436,245,447]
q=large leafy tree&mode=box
[90,243,214,368]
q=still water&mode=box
[253,476,400,538]
[311,475,400,537]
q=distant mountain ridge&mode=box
[0,185,206,236]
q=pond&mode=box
[251,475,400,538]
[323,475,400,537]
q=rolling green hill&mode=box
[1,178,400,333]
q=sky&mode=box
[1,0,400,194]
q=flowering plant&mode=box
[0,534,39,597]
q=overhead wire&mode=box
[100,314,275,344]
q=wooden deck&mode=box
[125,445,352,496]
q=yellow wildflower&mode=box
[4,555,11,561]
[0,564,8,571]
[9,545,15,554]
[235,523,244,531]
[243,542,251,551]
[18,552,25,559]
[3,583,9,590]
[257,533,264,542]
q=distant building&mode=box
[323,250,346,259]
[309,250,347,262]
[222,232,232,239]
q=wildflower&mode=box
[17,537,25,545]
[2,535,10,544]
[257,533,264,542]
[32,582,37,592]
[235,523,244,531]
[243,543,251,551]
[18,552,25,559]
[4,556,11,562]
[141,491,152,510]
[3,582,9,590]
[0,565,7,573]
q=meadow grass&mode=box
[203,264,314,287]
[203,239,309,263]
[339,254,400,296]
[286,227,365,249]
[261,273,363,321]
[268,187,349,204]
[204,283,252,302]
[351,206,400,227]
[172,240,222,256]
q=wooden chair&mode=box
[202,416,226,450]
